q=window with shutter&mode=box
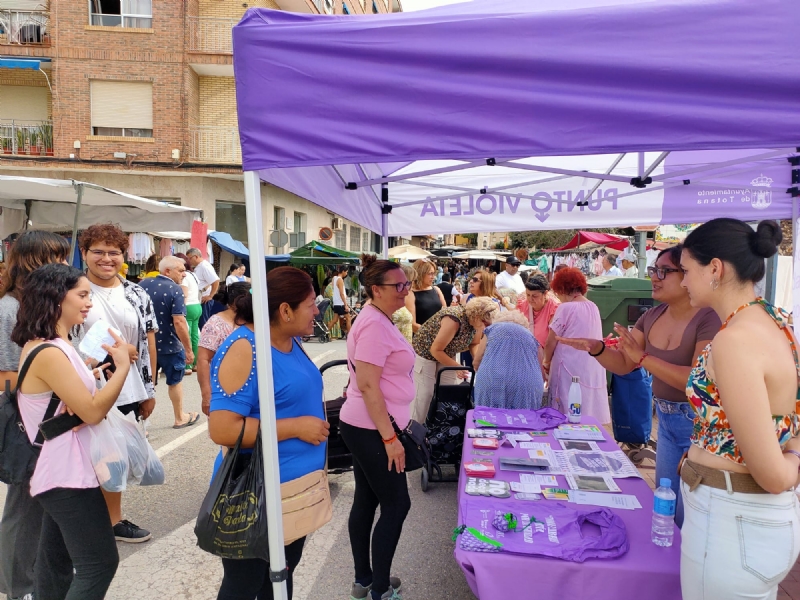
[90,80,153,137]
[350,226,361,252]
[362,232,370,252]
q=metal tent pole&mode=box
[243,171,289,600]
[69,183,84,263]
[382,183,389,259]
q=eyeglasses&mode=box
[88,249,123,258]
[646,266,682,281]
[470,277,481,283]
[377,281,412,293]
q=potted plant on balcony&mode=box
[29,130,40,155]
[1,136,11,155]
[16,129,28,155]
[39,123,54,156]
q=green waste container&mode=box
[586,276,656,338]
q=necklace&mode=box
[92,280,120,302]
[370,303,394,323]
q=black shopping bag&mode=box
[195,425,269,561]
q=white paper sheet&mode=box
[510,482,542,493]
[553,450,642,478]
[520,474,559,487]
[78,319,121,362]
[568,490,643,510]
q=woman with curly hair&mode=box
[543,267,610,424]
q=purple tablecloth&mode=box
[455,411,681,600]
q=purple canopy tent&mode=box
[230,1,800,596]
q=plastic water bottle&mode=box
[567,376,582,423]
[651,478,676,547]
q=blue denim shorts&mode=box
[157,350,186,386]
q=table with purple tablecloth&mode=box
[455,410,681,600]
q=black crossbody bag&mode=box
[350,360,431,472]
[0,343,74,484]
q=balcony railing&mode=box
[189,126,241,164]
[186,16,235,54]
[0,120,54,156]
[0,10,49,45]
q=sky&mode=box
[401,0,466,12]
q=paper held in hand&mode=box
[78,319,121,362]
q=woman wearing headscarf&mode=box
[473,310,544,410]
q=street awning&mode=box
[208,230,290,262]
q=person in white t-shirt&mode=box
[79,224,157,544]
[621,248,639,278]
[495,256,525,294]
[187,247,220,329]
[177,252,202,374]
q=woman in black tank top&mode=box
[404,259,445,334]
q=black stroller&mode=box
[420,366,474,492]
[303,298,331,343]
[319,359,353,473]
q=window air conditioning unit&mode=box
[332,217,344,230]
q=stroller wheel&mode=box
[318,333,328,344]
[420,465,429,492]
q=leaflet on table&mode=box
[472,438,499,450]
[552,424,606,441]
[464,477,511,498]
[553,450,642,479]
[558,440,600,451]
[468,428,503,439]
[510,482,542,493]
[519,441,553,450]
[520,473,559,487]
[565,474,621,493]
[499,457,552,473]
[568,490,643,510]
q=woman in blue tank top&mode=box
[208,266,329,600]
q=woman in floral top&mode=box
[410,297,498,423]
[679,218,800,600]
[197,282,250,415]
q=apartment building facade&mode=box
[0,0,400,252]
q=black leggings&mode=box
[340,421,411,597]
[34,487,119,600]
[218,537,305,600]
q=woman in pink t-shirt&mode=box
[340,254,414,600]
[13,263,131,600]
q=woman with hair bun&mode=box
[340,254,414,600]
[543,267,610,424]
[679,218,800,600]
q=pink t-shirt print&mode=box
[340,304,416,430]
[17,338,100,496]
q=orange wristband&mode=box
[382,433,397,445]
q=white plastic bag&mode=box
[87,417,128,492]
[107,408,165,486]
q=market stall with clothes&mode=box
[229,0,800,598]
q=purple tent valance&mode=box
[234,0,800,172]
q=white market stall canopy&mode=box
[0,176,203,232]
[388,243,434,260]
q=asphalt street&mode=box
[0,339,475,600]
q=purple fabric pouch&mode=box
[472,407,567,431]
[460,500,629,563]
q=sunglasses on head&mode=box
[646,266,682,281]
